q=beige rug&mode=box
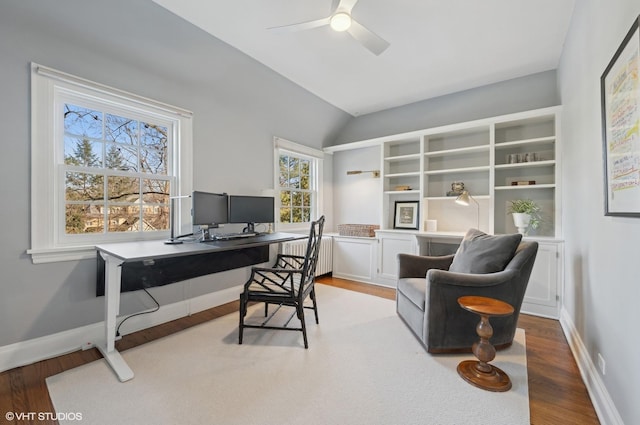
[47,285,529,425]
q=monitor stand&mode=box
[200,226,212,241]
[243,223,255,234]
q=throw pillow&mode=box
[449,228,522,274]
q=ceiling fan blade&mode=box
[269,17,330,33]
[347,19,390,55]
[331,0,341,13]
[336,0,360,13]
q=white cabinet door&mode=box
[521,242,561,318]
[376,232,418,287]
[332,237,377,283]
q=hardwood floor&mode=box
[0,276,599,425]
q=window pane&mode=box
[301,207,311,222]
[279,155,289,188]
[105,113,138,144]
[142,205,170,231]
[292,207,303,223]
[300,159,310,190]
[140,147,166,175]
[64,104,103,139]
[290,157,300,189]
[65,171,104,201]
[108,205,140,232]
[65,204,104,234]
[142,179,170,204]
[105,143,137,171]
[140,122,168,175]
[64,136,103,167]
[292,191,302,206]
[280,207,291,223]
[107,176,139,202]
[302,192,311,207]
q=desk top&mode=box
[96,232,306,262]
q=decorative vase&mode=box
[512,213,531,235]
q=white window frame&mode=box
[28,64,193,264]
[273,137,323,232]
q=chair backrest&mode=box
[300,215,325,291]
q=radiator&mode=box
[281,236,333,276]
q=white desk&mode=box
[95,232,305,382]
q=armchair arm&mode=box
[398,253,454,279]
[426,268,517,288]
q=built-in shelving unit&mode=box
[374,107,560,237]
[324,106,563,318]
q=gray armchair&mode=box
[396,231,538,353]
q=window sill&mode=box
[27,246,97,264]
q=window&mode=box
[29,64,193,263]
[274,137,323,230]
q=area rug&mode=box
[47,284,529,425]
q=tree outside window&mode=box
[63,104,170,235]
[278,153,313,224]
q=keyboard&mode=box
[210,232,257,241]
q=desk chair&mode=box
[238,216,325,348]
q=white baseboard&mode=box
[0,284,243,374]
[559,307,624,425]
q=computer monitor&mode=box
[228,195,275,233]
[192,191,228,228]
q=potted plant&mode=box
[507,199,542,235]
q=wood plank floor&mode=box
[0,276,599,425]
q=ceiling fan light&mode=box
[330,12,352,32]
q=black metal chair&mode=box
[238,216,325,349]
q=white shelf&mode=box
[495,136,555,148]
[495,160,555,169]
[425,144,490,157]
[424,195,490,201]
[424,165,490,175]
[495,183,555,190]
[384,153,421,162]
[384,190,420,194]
[385,171,421,178]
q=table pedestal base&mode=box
[457,360,512,392]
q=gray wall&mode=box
[0,0,349,346]
[332,70,559,145]
[558,0,640,423]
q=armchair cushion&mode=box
[449,228,522,274]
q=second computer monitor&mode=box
[228,195,275,233]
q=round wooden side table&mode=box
[456,296,515,392]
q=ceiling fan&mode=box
[270,0,390,56]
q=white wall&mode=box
[331,147,382,228]
[558,1,640,424]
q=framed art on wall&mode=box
[394,201,419,229]
[601,15,640,217]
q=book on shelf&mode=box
[510,180,536,186]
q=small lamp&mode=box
[165,195,190,244]
[455,190,480,229]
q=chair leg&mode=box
[238,294,246,345]
[310,287,320,324]
[298,303,309,349]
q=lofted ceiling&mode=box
[151,0,576,116]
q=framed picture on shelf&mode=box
[394,201,419,229]
[600,14,640,217]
